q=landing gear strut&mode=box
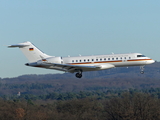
[140,66,144,74]
[75,70,82,78]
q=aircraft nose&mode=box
[146,59,155,64]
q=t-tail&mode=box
[8,41,51,62]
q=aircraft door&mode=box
[61,57,63,64]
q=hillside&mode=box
[0,62,160,95]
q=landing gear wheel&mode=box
[76,73,82,78]
[140,66,145,74]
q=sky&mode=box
[1,0,160,78]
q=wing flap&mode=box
[42,62,98,68]
[40,62,114,72]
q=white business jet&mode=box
[8,41,155,78]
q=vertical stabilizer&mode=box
[8,41,51,62]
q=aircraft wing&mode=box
[40,62,115,73]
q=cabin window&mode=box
[100,58,102,61]
[96,59,98,61]
[124,57,126,59]
[112,58,114,60]
[84,59,86,62]
[88,59,90,62]
[76,60,78,62]
[108,58,110,60]
[129,57,131,59]
[80,60,82,62]
[116,58,118,60]
[72,60,74,63]
[104,58,106,61]
[120,57,122,59]
[92,59,94,61]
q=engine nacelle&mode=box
[45,57,62,64]
[99,64,115,70]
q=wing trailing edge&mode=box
[35,61,115,73]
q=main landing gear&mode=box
[75,70,82,78]
[140,66,144,74]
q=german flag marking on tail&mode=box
[29,48,34,51]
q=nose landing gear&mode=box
[140,66,145,74]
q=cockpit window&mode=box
[137,55,146,57]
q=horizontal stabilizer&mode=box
[8,43,29,48]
